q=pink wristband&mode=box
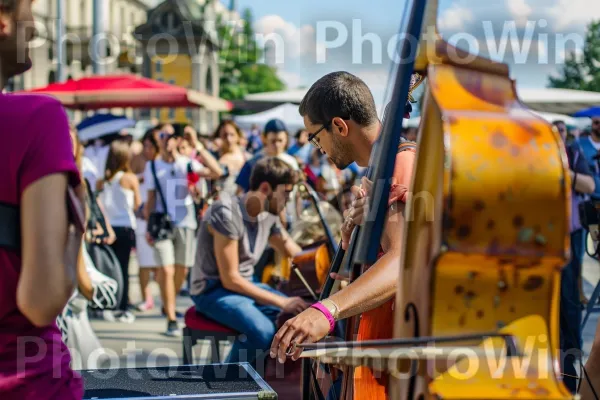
[311,302,335,334]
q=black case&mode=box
[82,363,277,399]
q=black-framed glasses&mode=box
[308,124,328,149]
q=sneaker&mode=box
[118,311,136,324]
[136,301,155,312]
[165,320,181,337]
[102,310,117,322]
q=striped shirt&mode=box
[190,194,282,295]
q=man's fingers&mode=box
[277,324,299,363]
[350,185,364,198]
[343,208,351,219]
[361,176,373,191]
[291,332,309,361]
[330,272,350,282]
[270,321,290,359]
[352,197,368,208]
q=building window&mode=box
[80,0,86,26]
[186,108,192,120]
[120,5,126,36]
[206,66,213,94]
[169,108,175,120]
[155,60,162,73]
[48,70,56,84]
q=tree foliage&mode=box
[207,2,285,100]
[549,20,600,91]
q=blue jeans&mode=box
[191,279,286,365]
[560,228,584,393]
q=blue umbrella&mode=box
[573,106,600,118]
[76,113,136,142]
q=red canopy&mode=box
[18,74,232,112]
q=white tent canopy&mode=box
[518,88,600,115]
[244,87,600,116]
[234,103,305,133]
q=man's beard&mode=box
[328,133,354,170]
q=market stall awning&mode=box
[18,74,233,112]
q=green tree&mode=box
[208,3,286,101]
[549,20,600,91]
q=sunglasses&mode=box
[593,120,600,126]
[159,131,172,140]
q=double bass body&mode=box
[391,52,573,400]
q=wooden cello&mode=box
[299,1,576,400]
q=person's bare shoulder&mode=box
[120,172,139,189]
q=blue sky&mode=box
[220,0,597,109]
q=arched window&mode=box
[206,64,213,95]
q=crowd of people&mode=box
[72,116,366,340]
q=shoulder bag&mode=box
[147,160,175,241]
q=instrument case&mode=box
[81,363,277,399]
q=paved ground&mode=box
[89,252,230,370]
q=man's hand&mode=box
[341,177,372,250]
[330,272,350,289]
[184,126,199,148]
[281,296,310,315]
[270,306,331,363]
[103,231,116,245]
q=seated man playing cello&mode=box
[270,71,416,371]
[190,157,308,366]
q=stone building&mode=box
[13,0,149,91]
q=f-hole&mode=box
[404,303,420,400]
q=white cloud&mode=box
[254,15,317,60]
[507,0,533,27]
[548,0,600,30]
[438,3,475,31]
[277,70,303,88]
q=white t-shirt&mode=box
[143,156,202,230]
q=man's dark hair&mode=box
[249,157,296,191]
[299,71,378,127]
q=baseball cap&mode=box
[264,119,288,134]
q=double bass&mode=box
[299,1,575,399]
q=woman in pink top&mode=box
[0,1,83,399]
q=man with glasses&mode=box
[270,71,417,399]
